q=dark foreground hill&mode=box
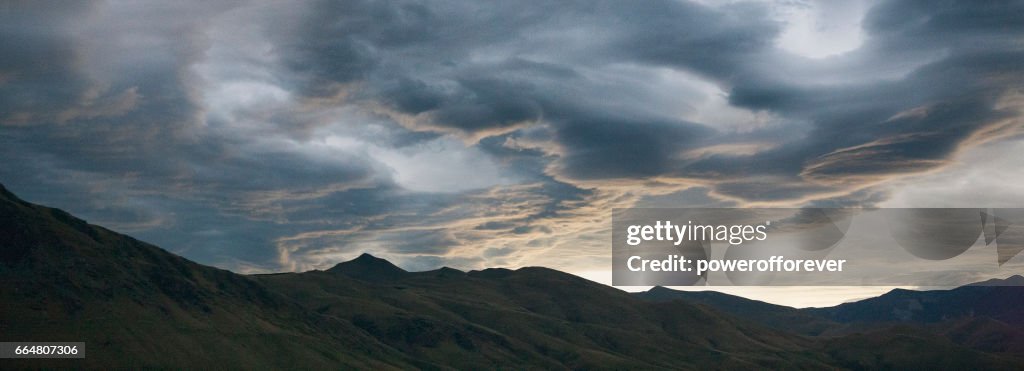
[0,184,404,369]
[1,182,1022,369]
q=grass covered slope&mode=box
[636,283,1024,365]
[0,184,406,369]
[2,182,1022,369]
[258,263,828,369]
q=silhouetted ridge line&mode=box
[2,181,1023,369]
[968,275,1024,286]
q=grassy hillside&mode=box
[2,182,1022,369]
[0,184,407,369]
[637,284,1024,364]
[258,261,827,369]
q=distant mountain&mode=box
[636,278,1024,362]
[808,281,1024,326]
[1,182,1022,369]
[968,276,1024,287]
[635,287,839,336]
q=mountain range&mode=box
[1,182,1023,369]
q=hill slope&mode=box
[808,278,1024,326]
[257,265,826,369]
[636,286,839,336]
[0,184,407,369]
[1,183,1022,369]
[637,281,1024,362]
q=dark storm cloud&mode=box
[606,0,781,79]
[262,0,1024,250]
[267,0,1024,197]
[0,0,399,267]
[1,0,213,175]
[0,1,104,125]
[394,76,545,133]
[2,0,1023,272]
[270,0,777,135]
[706,1,1024,194]
[552,112,713,180]
[865,0,1024,50]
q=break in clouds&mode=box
[2,0,1023,278]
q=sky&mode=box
[2,0,1023,307]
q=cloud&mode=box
[0,1,103,126]
[1,0,1022,281]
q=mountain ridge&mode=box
[636,281,1024,361]
[2,183,1022,369]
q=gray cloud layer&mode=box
[1,0,1022,274]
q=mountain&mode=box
[807,277,1024,359]
[0,184,406,369]
[968,275,1024,287]
[635,286,839,336]
[808,281,1024,326]
[327,252,410,281]
[1,182,1022,369]
[257,265,827,369]
[636,280,1024,362]
[636,279,1024,329]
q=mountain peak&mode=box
[354,252,382,262]
[328,253,408,281]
